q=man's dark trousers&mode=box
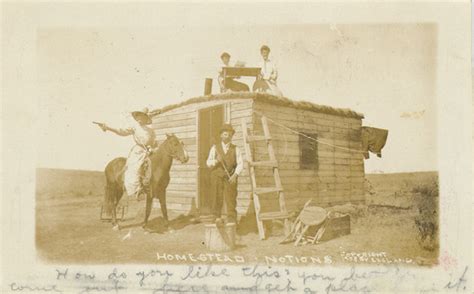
[209,143,238,220]
[210,171,237,220]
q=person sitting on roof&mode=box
[218,52,250,93]
[253,45,283,97]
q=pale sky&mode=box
[37,23,437,173]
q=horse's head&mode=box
[163,133,189,163]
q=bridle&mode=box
[159,137,187,162]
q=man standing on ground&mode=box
[218,52,250,93]
[206,123,244,225]
[253,45,283,97]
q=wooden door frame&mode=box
[196,102,230,209]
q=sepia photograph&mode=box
[35,22,438,265]
[2,2,471,293]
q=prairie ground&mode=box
[36,169,438,266]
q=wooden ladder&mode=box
[241,116,290,240]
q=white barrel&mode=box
[204,223,236,252]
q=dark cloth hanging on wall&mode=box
[361,127,389,159]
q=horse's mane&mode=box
[150,134,177,160]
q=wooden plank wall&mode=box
[150,98,363,216]
[252,101,365,212]
[151,99,254,215]
[152,103,198,213]
[228,100,254,216]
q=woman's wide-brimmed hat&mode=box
[219,123,235,135]
[131,107,152,125]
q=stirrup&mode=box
[138,193,147,201]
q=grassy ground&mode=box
[35,168,439,266]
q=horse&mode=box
[103,133,189,230]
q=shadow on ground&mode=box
[143,215,200,234]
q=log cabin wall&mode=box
[252,100,365,212]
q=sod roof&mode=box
[150,92,364,119]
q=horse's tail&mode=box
[104,181,121,216]
[103,157,127,216]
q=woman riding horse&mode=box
[97,108,156,202]
[97,108,189,229]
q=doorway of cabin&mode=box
[197,105,224,215]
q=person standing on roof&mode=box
[218,52,250,93]
[253,45,283,97]
[96,108,157,201]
